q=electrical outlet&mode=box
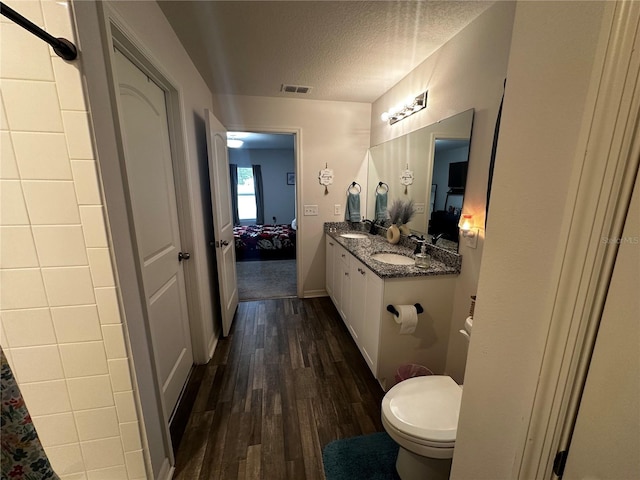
[463,230,479,249]
[303,205,318,216]
[334,204,341,215]
[415,203,426,214]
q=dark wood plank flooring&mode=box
[173,297,386,480]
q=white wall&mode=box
[214,95,371,296]
[451,2,610,478]
[0,1,145,478]
[229,148,296,225]
[370,1,516,382]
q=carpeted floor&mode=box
[322,432,401,480]
[236,259,297,300]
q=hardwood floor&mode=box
[173,297,386,480]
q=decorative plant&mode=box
[388,199,403,225]
[400,198,415,225]
[388,199,415,225]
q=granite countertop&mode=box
[325,222,461,279]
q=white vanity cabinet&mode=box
[325,234,456,390]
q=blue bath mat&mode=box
[322,432,401,480]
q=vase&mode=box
[399,224,411,236]
[386,224,401,244]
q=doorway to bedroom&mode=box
[228,132,298,301]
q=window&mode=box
[237,167,256,221]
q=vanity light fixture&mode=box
[381,91,428,125]
[458,213,479,249]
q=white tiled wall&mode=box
[0,1,146,478]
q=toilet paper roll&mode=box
[394,304,418,335]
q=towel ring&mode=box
[376,182,389,194]
[347,181,361,194]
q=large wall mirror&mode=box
[367,108,474,251]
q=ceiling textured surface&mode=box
[159,1,493,103]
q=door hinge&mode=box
[553,450,568,477]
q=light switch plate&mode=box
[415,203,426,214]
[303,205,319,216]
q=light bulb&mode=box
[459,214,474,230]
[405,95,415,108]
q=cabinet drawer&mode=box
[338,247,350,267]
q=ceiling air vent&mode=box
[281,84,312,94]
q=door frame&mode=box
[225,124,303,298]
[517,2,640,477]
[73,3,207,477]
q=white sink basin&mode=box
[371,252,415,266]
[340,233,368,239]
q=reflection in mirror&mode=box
[367,109,474,252]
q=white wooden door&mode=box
[114,49,193,418]
[204,110,238,336]
[561,169,639,479]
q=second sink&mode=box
[340,233,368,239]
[371,252,415,266]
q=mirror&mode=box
[367,109,474,251]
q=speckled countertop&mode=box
[325,222,461,279]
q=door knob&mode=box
[220,240,229,247]
[178,252,191,261]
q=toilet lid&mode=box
[382,375,462,444]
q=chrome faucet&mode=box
[431,233,446,245]
[363,218,379,234]
[409,234,426,253]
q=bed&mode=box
[233,224,297,261]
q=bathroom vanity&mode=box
[325,224,460,390]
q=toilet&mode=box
[381,375,462,480]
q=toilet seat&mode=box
[382,376,462,449]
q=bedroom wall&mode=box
[370,1,516,383]
[214,95,371,297]
[229,148,296,226]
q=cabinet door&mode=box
[325,236,335,299]
[361,265,383,375]
[348,259,367,342]
[334,244,349,321]
[339,251,351,321]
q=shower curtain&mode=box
[1,347,60,480]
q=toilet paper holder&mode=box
[386,304,424,317]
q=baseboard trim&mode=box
[303,289,328,298]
